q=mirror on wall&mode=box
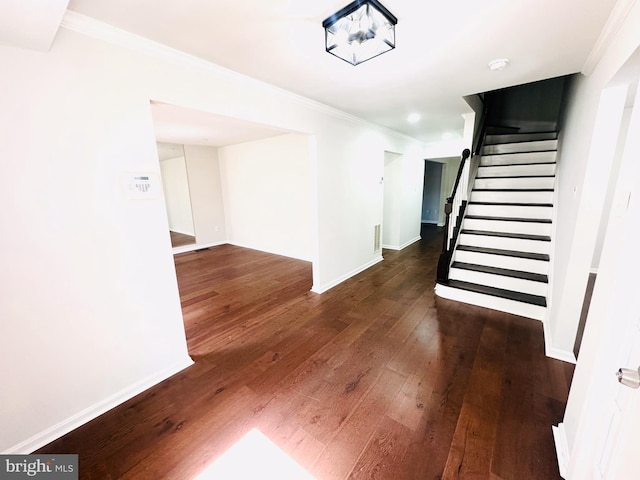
[157,142,196,248]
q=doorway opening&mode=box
[421,160,443,225]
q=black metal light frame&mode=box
[322,0,398,66]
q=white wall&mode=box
[0,17,426,452]
[546,0,640,361]
[591,103,632,270]
[218,134,312,261]
[382,150,427,251]
[382,152,402,248]
[159,155,195,235]
[549,0,640,466]
[183,144,226,247]
[398,152,426,248]
[0,34,193,453]
[561,66,640,480]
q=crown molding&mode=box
[582,0,638,76]
[59,10,422,145]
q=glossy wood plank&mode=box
[37,226,573,479]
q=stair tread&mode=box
[485,133,558,145]
[473,188,554,192]
[480,149,558,156]
[478,162,557,167]
[465,215,552,224]
[469,201,553,207]
[445,280,547,307]
[451,261,548,283]
[461,229,551,242]
[476,175,556,179]
[457,244,550,261]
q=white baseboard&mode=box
[543,320,577,364]
[172,241,226,255]
[4,357,194,454]
[382,236,421,251]
[311,256,383,294]
[552,423,569,479]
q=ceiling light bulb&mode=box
[407,113,421,123]
[488,58,509,71]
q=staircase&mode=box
[435,132,558,321]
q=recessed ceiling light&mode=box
[488,58,509,71]
[407,113,421,123]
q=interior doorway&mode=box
[422,160,443,224]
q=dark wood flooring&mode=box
[170,230,196,248]
[38,225,574,479]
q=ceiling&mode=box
[62,1,618,144]
[151,102,292,147]
[0,0,69,51]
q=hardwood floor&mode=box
[38,225,574,479]
[170,231,196,248]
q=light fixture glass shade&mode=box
[323,0,397,66]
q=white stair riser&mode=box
[453,250,549,274]
[482,139,558,155]
[458,233,551,254]
[449,268,548,296]
[480,151,557,166]
[485,133,558,144]
[467,204,553,219]
[471,190,554,203]
[474,177,555,189]
[435,283,546,321]
[477,163,556,177]
[463,218,552,236]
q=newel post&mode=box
[436,199,453,283]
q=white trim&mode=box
[552,423,570,479]
[544,319,578,364]
[4,357,194,454]
[582,0,638,75]
[59,11,420,144]
[311,256,383,294]
[172,241,226,255]
[381,236,421,251]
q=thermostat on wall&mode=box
[122,173,161,200]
